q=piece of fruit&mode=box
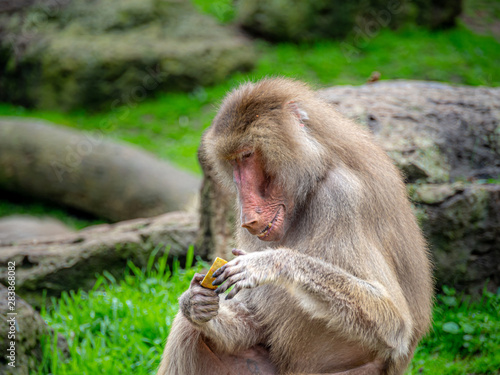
[201,257,228,289]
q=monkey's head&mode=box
[201,78,333,242]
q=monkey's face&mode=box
[230,149,291,242]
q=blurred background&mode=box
[0,0,499,227]
[0,0,499,374]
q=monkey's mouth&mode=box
[257,206,282,239]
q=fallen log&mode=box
[0,118,201,221]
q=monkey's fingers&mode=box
[212,264,243,286]
[232,248,248,256]
[212,265,226,279]
[214,273,246,296]
[194,305,219,314]
[191,295,219,306]
[191,273,206,287]
[212,259,241,279]
[193,287,219,297]
[225,286,241,300]
[225,281,246,300]
[225,274,261,299]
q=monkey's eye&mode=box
[240,151,253,161]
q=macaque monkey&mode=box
[157,78,433,375]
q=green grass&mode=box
[192,0,235,23]
[38,251,500,375]
[39,247,204,375]
[409,286,500,374]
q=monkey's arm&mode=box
[179,275,264,354]
[213,249,413,359]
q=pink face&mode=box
[230,150,290,242]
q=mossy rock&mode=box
[413,0,463,29]
[235,0,462,42]
[413,183,499,292]
[0,284,68,374]
[0,0,255,110]
[235,0,396,42]
[319,81,500,184]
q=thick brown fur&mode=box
[158,78,433,375]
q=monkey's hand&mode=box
[212,249,281,299]
[180,273,219,325]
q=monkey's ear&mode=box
[286,101,309,125]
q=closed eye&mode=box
[240,151,253,161]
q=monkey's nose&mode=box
[241,213,260,232]
[241,219,259,230]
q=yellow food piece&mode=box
[201,257,228,289]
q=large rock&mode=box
[236,0,461,42]
[413,0,463,29]
[0,284,68,374]
[321,81,500,291]
[410,183,500,292]
[0,0,255,110]
[318,81,500,183]
[236,0,396,42]
[0,211,200,307]
[198,80,500,292]
[0,118,200,221]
